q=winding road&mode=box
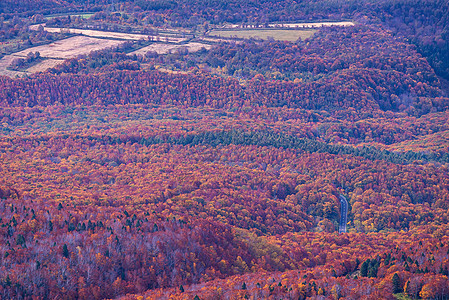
[339,195,348,233]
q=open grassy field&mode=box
[29,25,187,43]
[45,13,95,20]
[13,36,124,59]
[0,36,124,77]
[131,42,211,55]
[198,37,243,44]
[208,29,316,42]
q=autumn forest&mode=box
[1,0,449,299]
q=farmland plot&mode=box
[131,42,211,55]
[0,36,124,77]
[30,24,187,43]
[13,36,124,59]
[208,29,316,42]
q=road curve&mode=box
[339,195,348,233]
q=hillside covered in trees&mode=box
[0,0,449,299]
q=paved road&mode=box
[339,195,348,233]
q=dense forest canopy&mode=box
[0,0,448,299]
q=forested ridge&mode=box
[1,0,449,299]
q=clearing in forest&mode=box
[0,36,124,77]
[207,29,316,42]
[45,13,95,20]
[131,42,211,55]
[13,36,124,60]
[29,24,188,43]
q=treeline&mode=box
[1,101,448,148]
[0,66,444,115]
[102,129,449,164]
[133,0,351,26]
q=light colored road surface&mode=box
[339,195,348,233]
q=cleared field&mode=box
[30,25,187,43]
[26,58,64,73]
[0,36,124,77]
[46,13,94,20]
[130,42,211,55]
[198,37,243,44]
[208,29,315,42]
[13,36,124,59]
[154,67,190,75]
